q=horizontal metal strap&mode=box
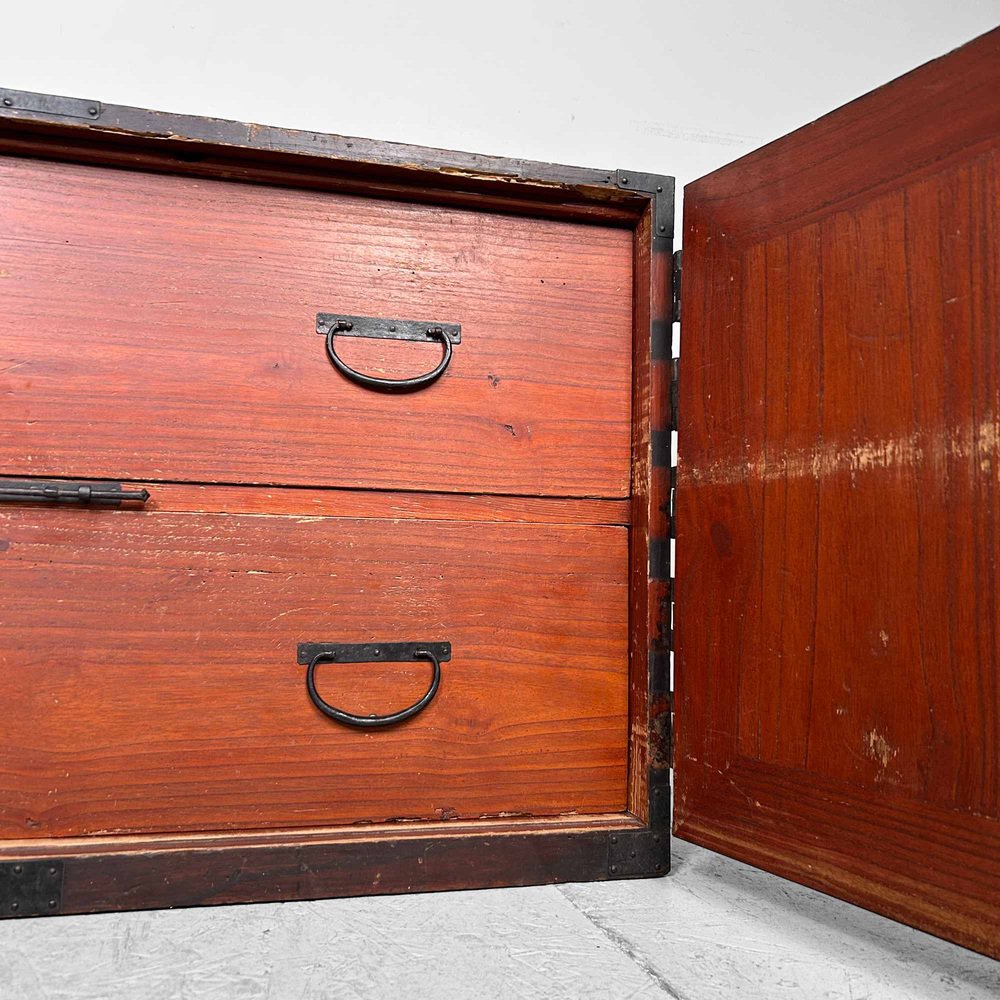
[317,314,461,345]
[297,641,452,666]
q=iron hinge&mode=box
[615,170,674,243]
[669,461,677,540]
[657,697,675,769]
[648,766,670,830]
[672,249,682,323]
[670,356,679,433]
[0,88,102,121]
[668,353,678,638]
[0,861,64,918]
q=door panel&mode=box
[676,27,1000,957]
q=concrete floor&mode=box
[1,838,996,999]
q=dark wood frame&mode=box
[0,93,675,916]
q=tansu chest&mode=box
[0,26,998,961]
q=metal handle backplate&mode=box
[298,641,451,729]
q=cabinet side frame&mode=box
[0,92,673,917]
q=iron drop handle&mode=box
[317,314,460,393]
[299,641,451,729]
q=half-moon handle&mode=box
[300,641,450,728]
[325,320,453,393]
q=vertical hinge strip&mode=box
[666,257,680,769]
[617,167,677,849]
[669,457,677,542]
[672,249,682,323]
[670,356,679,432]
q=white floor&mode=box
[1,838,996,999]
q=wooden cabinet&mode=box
[0,27,997,959]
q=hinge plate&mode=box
[653,696,674,768]
[672,249,682,323]
[0,861,64,918]
[0,88,102,120]
[670,357,679,432]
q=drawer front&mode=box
[0,507,628,838]
[0,157,633,497]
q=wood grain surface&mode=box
[0,156,632,497]
[0,510,629,838]
[675,27,1000,957]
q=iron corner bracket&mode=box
[607,769,671,877]
[615,170,675,243]
[0,860,64,918]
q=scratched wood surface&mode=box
[675,27,1000,957]
[0,510,629,837]
[0,156,633,497]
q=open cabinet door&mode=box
[675,27,1000,957]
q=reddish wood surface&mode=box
[676,27,1000,957]
[0,510,628,838]
[2,811,636,856]
[0,156,632,497]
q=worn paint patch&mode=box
[686,416,999,486]
[864,730,898,770]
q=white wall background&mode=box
[1,1,997,227]
[1,4,999,998]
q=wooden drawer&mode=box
[0,500,629,838]
[0,156,633,497]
